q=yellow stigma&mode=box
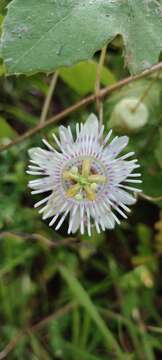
[63,159,107,201]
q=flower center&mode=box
[62,159,107,201]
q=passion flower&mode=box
[27,114,142,235]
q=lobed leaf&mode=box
[1,0,162,75]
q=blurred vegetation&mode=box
[0,1,162,359]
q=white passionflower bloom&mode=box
[27,114,142,236]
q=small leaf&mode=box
[60,340,108,360]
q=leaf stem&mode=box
[131,71,160,113]
[95,45,107,127]
[39,71,59,124]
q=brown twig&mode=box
[0,232,96,251]
[0,62,162,153]
[0,231,78,249]
[0,303,76,360]
[40,71,59,124]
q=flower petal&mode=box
[42,196,67,220]
[109,160,139,185]
[59,125,74,150]
[69,207,80,234]
[80,113,99,138]
[28,147,60,172]
[103,211,115,229]
[104,136,129,159]
[110,187,136,205]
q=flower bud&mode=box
[109,97,149,134]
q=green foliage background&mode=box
[0,1,162,359]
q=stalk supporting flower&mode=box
[27,114,142,236]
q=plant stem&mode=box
[131,72,160,113]
[138,193,162,202]
[95,45,107,127]
[40,71,59,124]
[0,303,75,360]
[0,61,162,153]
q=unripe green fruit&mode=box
[109,97,149,134]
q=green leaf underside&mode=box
[1,0,162,75]
[60,60,116,95]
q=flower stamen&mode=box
[88,174,107,184]
[62,171,79,182]
[85,185,97,201]
[63,159,106,201]
[66,183,81,197]
[82,159,91,177]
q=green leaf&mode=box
[0,248,36,278]
[60,340,108,360]
[59,265,123,358]
[0,63,5,75]
[60,60,115,95]
[0,116,16,138]
[155,127,162,169]
[120,265,154,290]
[1,0,162,75]
[142,168,162,203]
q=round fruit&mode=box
[109,97,149,134]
